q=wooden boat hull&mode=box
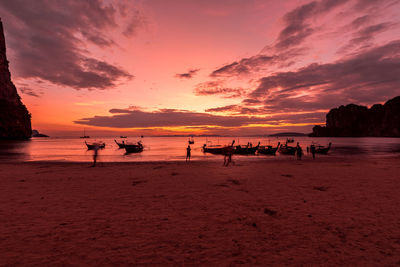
[203,146,227,154]
[315,146,331,154]
[312,143,332,154]
[124,144,144,153]
[85,142,105,150]
[258,146,278,155]
[114,140,126,148]
[278,145,296,155]
[234,146,258,155]
[203,140,235,155]
[258,142,280,155]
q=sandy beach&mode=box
[1,156,400,266]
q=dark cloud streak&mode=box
[175,69,200,79]
[74,108,322,128]
[194,81,245,98]
[0,0,140,90]
[18,87,40,97]
[209,49,305,77]
[209,0,397,79]
[339,22,394,53]
[250,41,400,111]
[210,55,275,77]
[274,0,349,51]
[75,109,264,128]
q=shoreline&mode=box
[1,152,399,164]
[2,136,400,164]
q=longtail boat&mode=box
[258,142,280,155]
[234,142,260,155]
[278,143,297,155]
[114,139,126,148]
[85,141,105,150]
[124,142,144,153]
[202,140,235,154]
[80,128,90,138]
[315,142,332,154]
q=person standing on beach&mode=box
[296,142,303,160]
[91,144,100,167]
[310,144,316,159]
[186,145,191,162]
[224,145,235,166]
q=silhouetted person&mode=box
[91,144,100,167]
[296,142,303,160]
[310,144,316,159]
[223,149,228,166]
[224,140,235,166]
[186,145,191,162]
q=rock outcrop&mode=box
[32,130,49,137]
[311,96,400,137]
[0,18,32,139]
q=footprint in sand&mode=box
[264,208,277,216]
[227,178,240,185]
[213,183,229,187]
[132,180,147,186]
[313,186,328,191]
[153,166,164,169]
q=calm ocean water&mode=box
[0,136,400,162]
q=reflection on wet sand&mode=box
[0,140,31,161]
[331,145,368,155]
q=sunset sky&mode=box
[1,0,400,136]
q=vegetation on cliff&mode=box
[0,19,31,139]
[311,96,400,137]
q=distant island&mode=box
[311,96,400,137]
[268,132,307,137]
[154,134,224,137]
[32,130,49,137]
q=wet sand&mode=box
[0,156,400,265]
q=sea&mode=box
[0,136,400,162]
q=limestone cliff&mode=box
[0,18,32,139]
[310,96,400,137]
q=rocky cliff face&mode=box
[311,96,400,137]
[0,19,32,139]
